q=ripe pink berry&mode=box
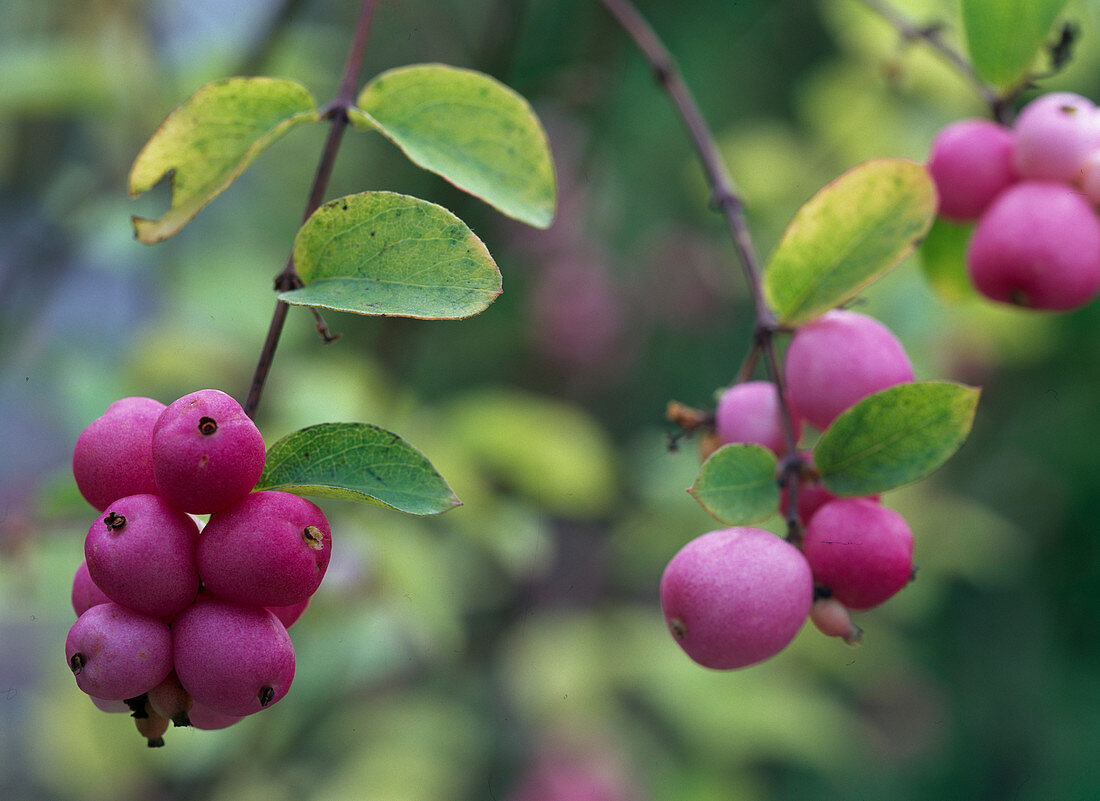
[802,498,914,611]
[84,494,201,618]
[267,598,310,629]
[1013,92,1098,184]
[778,452,879,524]
[660,528,813,669]
[187,701,244,731]
[967,181,1100,310]
[714,381,801,456]
[72,396,166,511]
[66,602,173,701]
[783,310,914,431]
[198,491,331,608]
[172,600,295,717]
[71,560,112,617]
[927,119,1016,220]
[151,389,266,514]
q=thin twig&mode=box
[244,0,379,418]
[598,0,804,536]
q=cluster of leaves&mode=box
[128,64,556,518]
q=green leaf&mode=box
[256,422,461,515]
[919,217,978,303]
[962,0,1069,89]
[764,159,936,326]
[815,381,980,496]
[350,63,556,229]
[281,191,501,319]
[688,444,779,525]
[129,77,319,244]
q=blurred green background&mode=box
[2,0,1099,799]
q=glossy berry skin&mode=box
[660,528,813,669]
[152,389,265,514]
[714,381,801,456]
[198,491,331,608]
[802,498,914,611]
[927,119,1016,221]
[784,310,914,431]
[84,494,201,618]
[967,181,1100,310]
[71,560,112,617]
[1013,92,1097,184]
[66,602,173,701]
[172,600,295,717]
[72,397,166,511]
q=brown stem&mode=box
[244,0,379,419]
[598,0,804,536]
[856,0,1009,121]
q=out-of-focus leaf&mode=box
[962,0,1070,89]
[256,422,461,515]
[919,217,978,303]
[281,191,501,319]
[688,444,778,525]
[349,63,556,228]
[764,159,936,326]
[129,77,319,243]
[815,381,980,496]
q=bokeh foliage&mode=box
[2,1,1099,800]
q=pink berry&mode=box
[967,181,1100,310]
[714,381,801,455]
[172,600,295,717]
[802,498,914,611]
[783,310,914,431]
[1079,150,1100,205]
[71,560,112,617]
[66,602,173,701]
[1013,92,1097,184]
[89,695,131,714]
[267,598,310,629]
[147,671,193,726]
[84,494,201,618]
[809,597,862,645]
[778,452,879,524]
[660,528,813,669]
[151,389,266,514]
[187,701,244,731]
[927,119,1016,220]
[72,397,166,511]
[198,491,331,608]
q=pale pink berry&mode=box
[172,600,295,717]
[1013,92,1097,184]
[714,381,801,456]
[660,528,813,669]
[147,671,193,726]
[967,181,1100,310]
[66,602,173,701]
[84,494,201,618]
[89,695,131,714]
[72,397,166,511]
[809,597,863,645]
[71,560,112,617]
[802,498,914,610]
[151,389,265,514]
[927,119,1016,220]
[783,310,914,431]
[198,491,331,608]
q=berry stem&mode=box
[244,0,379,419]
[598,0,804,537]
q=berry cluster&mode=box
[662,309,917,669]
[67,389,331,745]
[927,92,1100,310]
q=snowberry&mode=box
[714,380,801,455]
[84,494,201,618]
[783,310,914,431]
[147,671,193,726]
[198,490,331,608]
[802,498,914,610]
[71,560,112,617]
[660,527,813,669]
[778,452,879,524]
[967,180,1100,310]
[72,396,166,511]
[809,597,862,645]
[66,602,173,701]
[187,701,244,731]
[151,389,266,514]
[172,599,295,717]
[926,119,1016,220]
[1013,92,1098,184]
[267,598,311,629]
